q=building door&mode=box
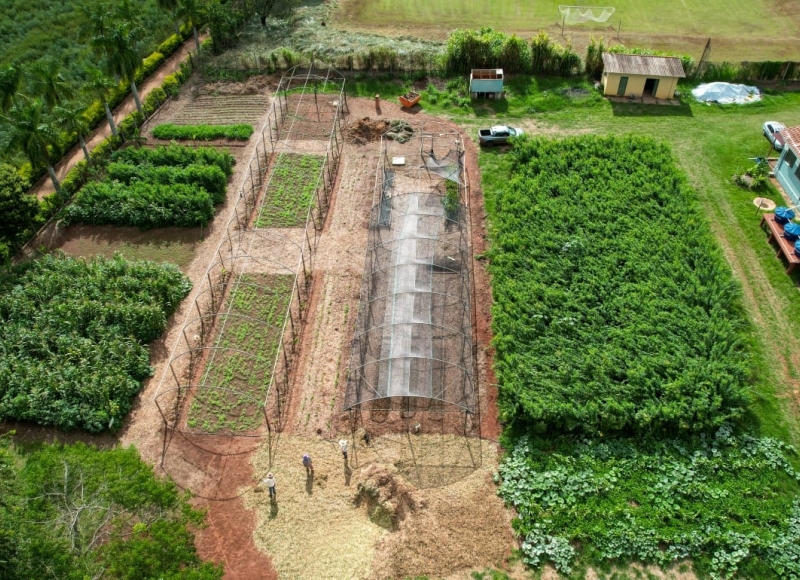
[644,77,659,97]
[617,76,628,96]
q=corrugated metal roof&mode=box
[781,126,800,155]
[602,53,686,78]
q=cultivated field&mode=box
[335,0,800,60]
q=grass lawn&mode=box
[334,0,800,60]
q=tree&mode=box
[0,164,38,253]
[2,100,62,192]
[156,0,182,34]
[176,0,203,53]
[85,67,119,136]
[255,0,298,24]
[52,102,92,161]
[0,64,21,113]
[28,59,72,110]
[91,22,145,116]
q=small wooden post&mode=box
[616,20,621,40]
[561,16,565,37]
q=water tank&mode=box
[785,222,800,241]
[775,206,795,224]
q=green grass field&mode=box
[335,0,800,61]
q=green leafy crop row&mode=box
[152,123,254,141]
[489,136,751,435]
[498,425,800,578]
[0,253,191,432]
[111,144,235,177]
[257,153,325,228]
[64,181,215,229]
[106,162,228,204]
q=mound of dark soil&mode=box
[344,117,390,145]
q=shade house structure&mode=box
[345,125,476,420]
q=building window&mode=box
[786,149,797,168]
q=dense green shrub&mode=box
[112,144,235,176]
[498,425,800,578]
[64,181,215,229]
[0,437,222,578]
[118,111,145,137]
[143,87,169,116]
[153,123,254,141]
[136,51,166,84]
[0,254,191,432]
[584,36,606,79]
[158,33,183,56]
[488,136,751,434]
[530,32,580,76]
[107,162,228,203]
[0,164,36,256]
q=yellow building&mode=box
[601,53,686,99]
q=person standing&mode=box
[263,472,276,500]
[302,453,313,475]
[339,438,348,461]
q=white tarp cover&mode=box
[691,82,761,104]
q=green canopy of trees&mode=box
[0,435,223,579]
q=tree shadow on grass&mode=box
[610,101,694,117]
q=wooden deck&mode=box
[760,212,800,273]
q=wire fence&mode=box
[155,67,347,456]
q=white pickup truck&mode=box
[478,125,525,146]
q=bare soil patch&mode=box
[40,224,204,272]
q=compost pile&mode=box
[345,117,390,144]
[344,118,415,145]
[385,120,414,143]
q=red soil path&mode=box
[30,35,205,200]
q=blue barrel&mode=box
[786,222,800,241]
[775,206,796,224]
[794,239,800,257]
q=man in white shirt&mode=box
[339,439,348,461]
[263,472,276,500]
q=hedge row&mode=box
[39,45,196,223]
[152,123,254,141]
[64,181,215,229]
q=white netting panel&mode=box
[558,5,615,24]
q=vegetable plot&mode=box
[65,145,235,229]
[188,274,294,433]
[0,253,191,432]
[257,154,325,228]
[153,123,254,141]
[488,136,751,434]
[498,426,800,578]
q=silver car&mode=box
[763,121,786,151]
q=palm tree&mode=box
[157,0,182,34]
[176,0,203,53]
[0,64,21,113]
[85,67,119,136]
[53,102,92,161]
[91,22,145,116]
[28,60,72,110]
[3,100,63,192]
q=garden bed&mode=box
[187,273,294,433]
[256,153,325,228]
